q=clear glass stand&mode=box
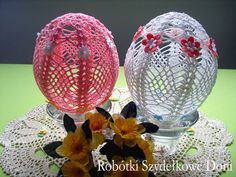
[46,100,112,125]
[46,100,199,155]
[46,103,64,125]
[150,111,199,155]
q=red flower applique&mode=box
[208,38,218,58]
[142,33,162,53]
[132,26,144,42]
[181,36,201,58]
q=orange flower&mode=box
[85,112,109,149]
[91,132,106,150]
[110,116,145,147]
[56,128,90,164]
[137,139,155,164]
[85,112,109,133]
[62,161,90,177]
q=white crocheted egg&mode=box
[125,12,218,122]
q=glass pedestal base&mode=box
[46,100,112,125]
[150,111,199,155]
[46,100,199,155]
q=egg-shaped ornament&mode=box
[125,12,218,153]
[33,13,119,119]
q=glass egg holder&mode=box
[46,98,198,156]
[46,99,112,126]
[142,110,199,155]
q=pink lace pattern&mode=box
[33,13,119,114]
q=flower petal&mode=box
[144,46,150,53]
[142,39,147,45]
[114,134,123,148]
[193,50,200,57]
[124,139,137,147]
[85,112,93,120]
[154,34,161,40]
[187,51,194,58]
[56,144,65,157]
[188,36,194,43]
[147,33,153,40]
[150,47,157,52]
[195,42,200,48]
[78,155,90,166]
[137,139,154,164]
[88,113,109,132]
[155,40,162,46]
[181,39,187,46]
[62,161,90,177]
[91,133,106,149]
[112,114,123,121]
[137,124,146,133]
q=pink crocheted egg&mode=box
[33,13,119,113]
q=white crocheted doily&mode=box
[0,88,233,177]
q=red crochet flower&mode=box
[208,38,218,58]
[181,36,201,58]
[142,33,162,53]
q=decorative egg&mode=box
[33,13,119,114]
[125,12,218,122]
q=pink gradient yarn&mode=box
[33,13,119,113]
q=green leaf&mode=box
[63,114,76,133]
[89,167,105,177]
[100,141,124,162]
[121,101,137,118]
[43,141,63,158]
[148,171,156,177]
[96,107,113,122]
[140,122,159,133]
[81,120,92,139]
[123,144,145,162]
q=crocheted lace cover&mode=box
[125,12,218,121]
[0,88,232,177]
[33,13,119,114]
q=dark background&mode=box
[0,0,236,68]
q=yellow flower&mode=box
[56,128,90,164]
[137,139,155,164]
[85,112,109,149]
[108,157,149,177]
[91,132,106,150]
[85,112,109,133]
[62,161,90,177]
[110,116,145,147]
